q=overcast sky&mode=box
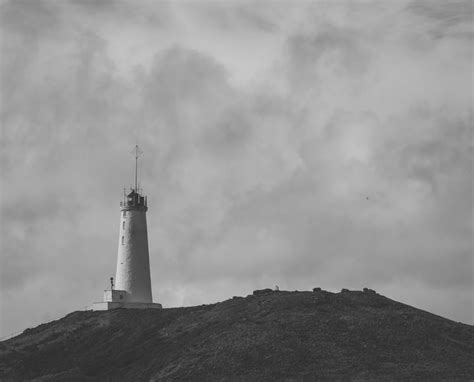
[0,0,472,338]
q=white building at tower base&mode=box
[91,289,162,310]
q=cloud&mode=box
[0,0,59,39]
[1,0,472,337]
[406,0,473,39]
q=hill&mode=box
[1,289,473,381]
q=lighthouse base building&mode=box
[92,291,162,311]
[91,148,162,310]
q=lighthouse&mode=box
[92,145,162,310]
[115,187,152,302]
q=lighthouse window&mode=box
[121,236,124,245]
[122,221,125,229]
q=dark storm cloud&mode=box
[187,2,278,33]
[1,0,472,337]
[0,0,59,38]
[143,46,231,123]
[288,24,370,84]
[408,0,471,20]
[69,0,174,26]
[407,0,473,39]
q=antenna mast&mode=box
[133,145,143,192]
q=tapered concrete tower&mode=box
[92,145,161,310]
[115,187,152,302]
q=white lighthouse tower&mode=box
[92,145,162,310]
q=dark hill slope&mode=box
[1,289,473,381]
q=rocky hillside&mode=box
[1,289,473,381]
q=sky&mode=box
[0,0,472,338]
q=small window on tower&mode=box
[122,221,125,229]
[121,236,124,245]
[123,211,126,217]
